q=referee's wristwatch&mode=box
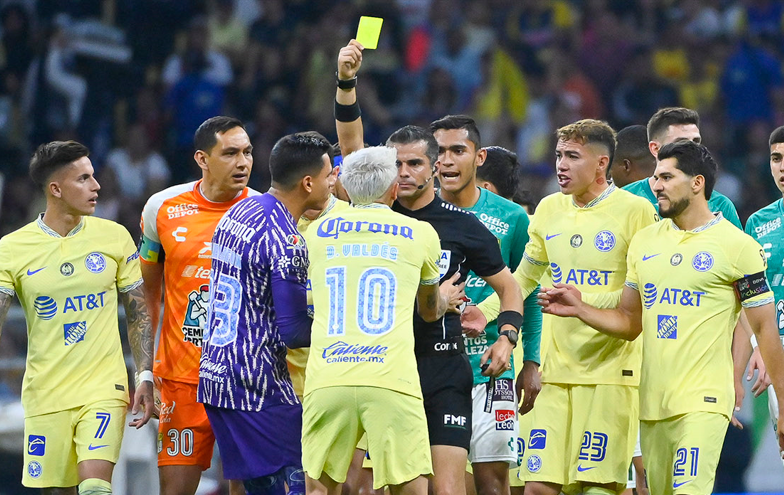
[499,329,518,348]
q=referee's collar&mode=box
[37,213,84,238]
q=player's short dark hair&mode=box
[770,126,784,148]
[658,140,717,200]
[610,125,653,175]
[430,115,481,150]
[478,146,520,200]
[556,119,616,165]
[29,140,90,188]
[647,107,700,142]
[194,116,246,153]
[269,132,333,189]
[386,125,439,169]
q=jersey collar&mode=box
[354,203,390,210]
[671,212,724,232]
[575,184,615,209]
[37,213,84,238]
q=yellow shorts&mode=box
[641,412,728,495]
[22,399,127,488]
[302,386,432,489]
[519,383,638,492]
[286,347,309,400]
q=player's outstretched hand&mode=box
[480,338,513,378]
[747,347,770,397]
[461,305,487,338]
[338,39,364,81]
[129,381,154,429]
[538,284,582,317]
[517,360,541,415]
[440,271,466,314]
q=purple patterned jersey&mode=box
[198,193,310,411]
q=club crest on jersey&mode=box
[550,263,562,283]
[181,285,208,347]
[85,252,106,273]
[527,455,542,472]
[60,262,74,276]
[670,253,683,266]
[27,461,42,479]
[692,252,714,272]
[593,230,616,252]
[570,234,583,248]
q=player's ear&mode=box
[48,180,62,199]
[194,150,209,172]
[649,141,659,159]
[623,159,632,173]
[475,147,487,168]
[692,174,705,194]
[302,174,314,194]
[389,181,399,203]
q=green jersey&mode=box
[622,178,742,229]
[461,187,543,385]
[745,198,784,335]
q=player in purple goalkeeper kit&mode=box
[198,132,336,495]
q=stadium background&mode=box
[0,0,782,493]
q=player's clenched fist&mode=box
[338,39,364,80]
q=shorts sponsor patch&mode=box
[704,396,717,403]
[493,378,514,402]
[27,435,45,456]
[527,454,542,472]
[528,429,546,449]
[495,409,515,430]
[734,271,770,302]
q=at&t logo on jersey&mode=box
[641,285,705,308]
[85,252,106,273]
[657,315,677,339]
[495,409,515,430]
[181,285,208,346]
[64,321,87,345]
[35,292,107,319]
[643,283,657,309]
[27,435,45,456]
[594,230,616,252]
[529,429,547,449]
[692,252,714,272]
[550,263,563,283]
[34,296,57,320]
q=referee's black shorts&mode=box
[417,350,473,451]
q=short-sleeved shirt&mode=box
[393,197,506,355]
[140,181,257,384]
[198,194,308,411]
[622,177,742,229]
[516,186,657,386]
[304,204,442,398]
[745,198,784,335]
[460,187,541,384]
[626,215,773,420]
[0,215,141,417]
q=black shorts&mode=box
[417,353,473,450]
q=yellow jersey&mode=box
[0,215,142,417]
[626,214,773,420]
[478,185,658,385]
[288,196,350,397]
[304,203,441,398]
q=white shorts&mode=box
[626,429,642,488]
[469,379,518,466]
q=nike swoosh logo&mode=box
[545,233,562,240]
[576,465,596,472]
[673,480,692,489]
[642,254,660,261]
[88,444,108,451]
[26,267,46,276]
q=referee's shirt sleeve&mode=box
[420,223,442,286]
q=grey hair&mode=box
[340,146,398,205]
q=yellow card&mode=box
[356,16,383,49]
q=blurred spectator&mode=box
[612,47,679,128]
[105,123,170,203]
[720,37,783,126]
[208,0,248,67]
[161,16,233,89]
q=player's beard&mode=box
[658,196,690,218]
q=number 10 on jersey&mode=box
[325,266,397,336]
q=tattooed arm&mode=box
[0,292,12,341]
[119,285,154,428]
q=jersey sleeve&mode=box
[269,230,311,348]
[0,238,16,296]
[521,287,542,363]
[139,197,164,263]
[420,223,442,285]
[116,225,144,293]
[624,232,642,292]
[714,194,742,230]
[629,198,659,235]
[462,213,506,278]
[508,209,530,272]
[744,214,757,238]
[731,236,774,309]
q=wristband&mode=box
[335,100,361,122]
[497,310,523,332]
[751,334,758,349]
[336,72,357,89]
[135,370,154,387]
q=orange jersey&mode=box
[140,181,258,383]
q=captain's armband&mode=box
[733,272,771,303]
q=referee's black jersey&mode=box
[393,197,506,355]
